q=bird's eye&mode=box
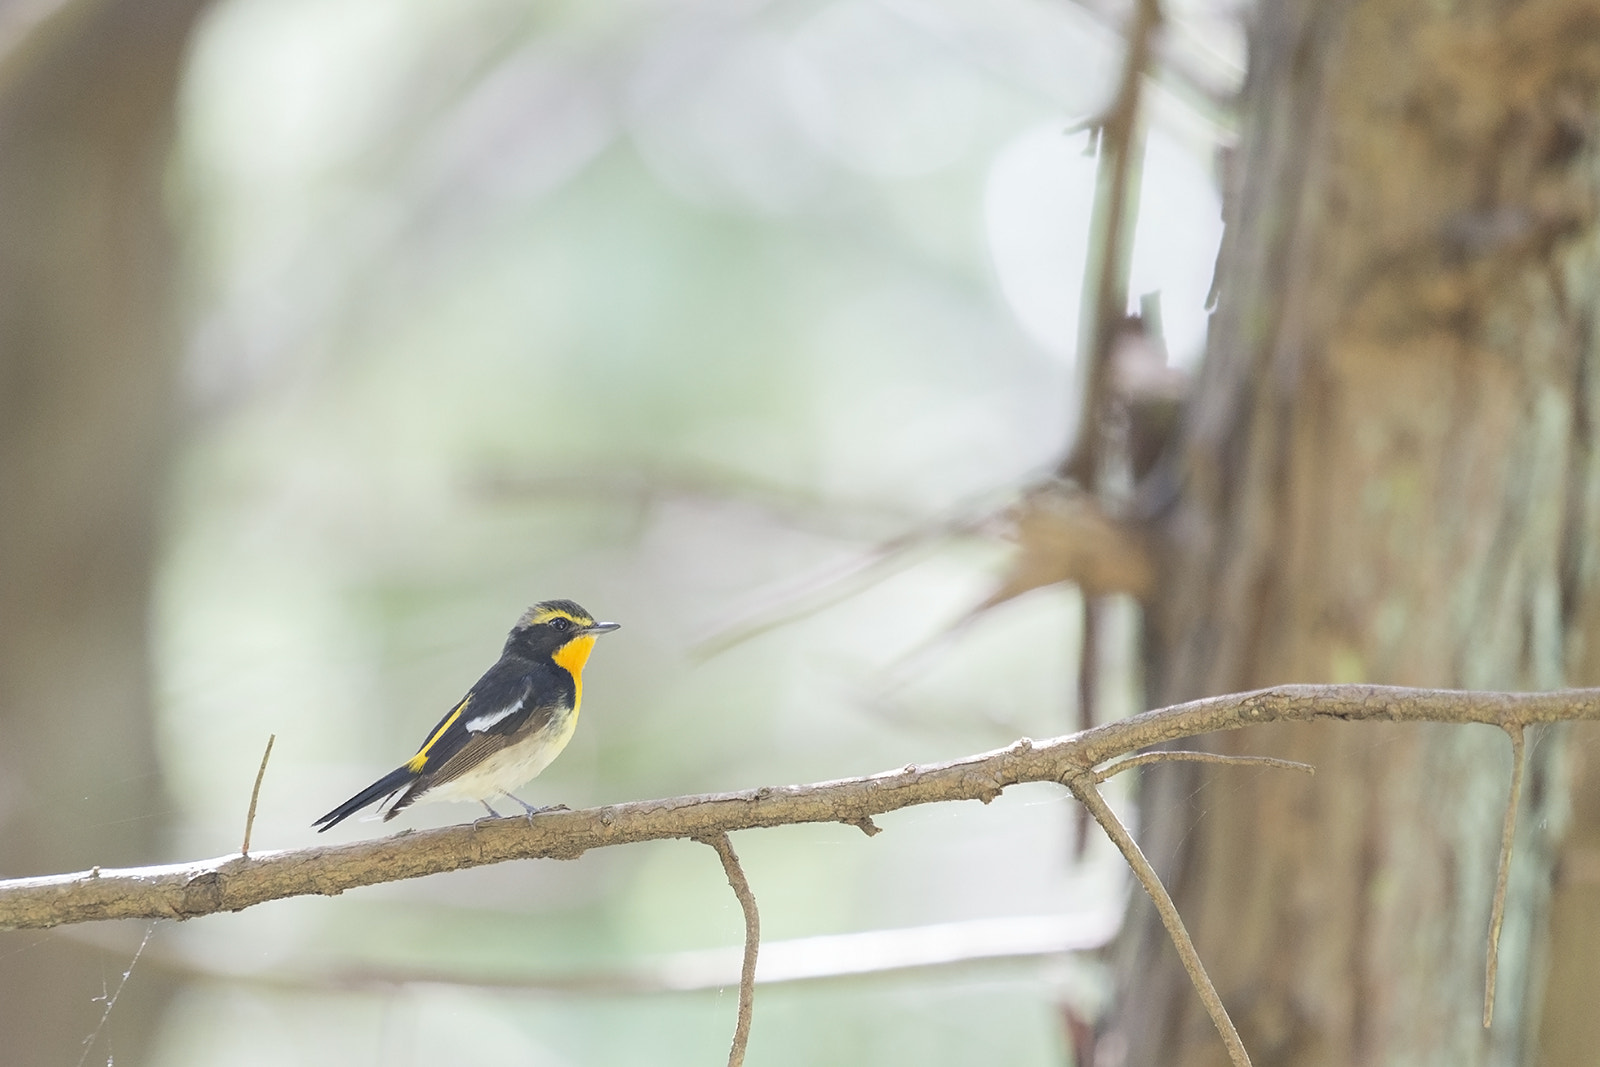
[549,617,571,632]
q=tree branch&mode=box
[699,833,759,1067]
[1,685,1591,935]
[241,733,275,858]
[1063,768,1251,1066]
[1060,0,1162,487]
[1093,750,1315,783]
[1482,722,1526,1027]
[57,911,1115,996]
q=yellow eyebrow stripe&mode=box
[407,696,470,773]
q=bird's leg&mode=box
[505,793,568,821]
[480,800,503,819]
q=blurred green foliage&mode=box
[146,0,1235,1061]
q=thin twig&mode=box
[57,911,1115,996]
[1483,722,1526,1027]
[474,463,920,543]
[692,540,939,658]
[1062,0,1237,122]
[1059,0,1162,858]
[1063,770,1252,1067]
[241,734,276,858]
[692,489,1010,659]
[1073,597,1102,856]
[1061,0,1162,486]
[698,832,759,1067]
[1095,750,1316,783]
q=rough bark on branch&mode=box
[2,684,1592,932]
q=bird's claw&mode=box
[505,795,568,821]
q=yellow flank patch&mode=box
[552,634,597,709]
[408,695,470,772]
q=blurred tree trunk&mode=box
[1113,1,1600,1065]
[0,1,207,1063]
[1537,728,1600,1062]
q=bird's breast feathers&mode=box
[420,702,581,803]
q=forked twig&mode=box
[1095,749,1315,783]
[699,832,760,1067]
[1063,768,1252,1067]
[241,734,276,858]
[1482,721,1526,1027]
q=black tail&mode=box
[313,765,418,831]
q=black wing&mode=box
[314,658,551,830]
[382,660,570,817]
[405,667,544,775]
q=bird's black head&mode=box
[504,600,620,663]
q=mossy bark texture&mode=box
[1119,1,1600,1064]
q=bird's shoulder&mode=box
[460,654,571,733]
[406,653,574,776]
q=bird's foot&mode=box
[505,794,568,821]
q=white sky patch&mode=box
[984,122,1223,367]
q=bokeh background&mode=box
[0,0,1237,1064]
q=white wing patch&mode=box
[466,697,524,732]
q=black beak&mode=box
[584,621,621,635]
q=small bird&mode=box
[314,599,619,831]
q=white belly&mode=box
[421,707,580,804]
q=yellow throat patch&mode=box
[553,634,598,711]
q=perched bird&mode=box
[314,600,619,831]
